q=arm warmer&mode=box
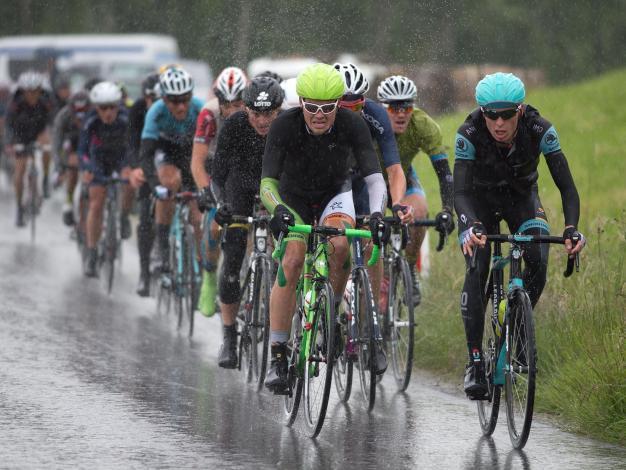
[453,159,479,226]
[139,139,158,187]
[544,150,580,227]
[431,157,454,212]
[364,172,387,215]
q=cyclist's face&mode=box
[483,107,520,143]
[301,98,338,135]
[164,93,191,120]
[220,100,245,118]
[247,108,279,136]
[386,104,414,134]
[96,103,119,124]
[24,89,41,106]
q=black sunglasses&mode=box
[481,106,520,121]
[97,104,117,111]
[167,94,191,105]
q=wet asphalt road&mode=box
[0,187,624,469]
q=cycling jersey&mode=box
[52,104,85,164]
[261,107,385,222]
[454,104,579,227]
[128,97,149,168]
[361,98,400,168]
[212,111,264,215]
[78,110,130,184]
[5,92,53,145]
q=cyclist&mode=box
[260,63,388,393]
[129,73,161,296]
[377,75,455,303]
[52,90,91,226]
[5,70,54,226]
[79,82,135,277]
[454,72,586,399]
[208,76,284,368]
[334,63,409,318]
[129,66,204,281]
[191,66,248,317]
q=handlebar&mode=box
[154,185,199,202]
[271,223,381,287]
[357,214,448,252]
[224,214,272,225]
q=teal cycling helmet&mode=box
[296,63,345,100]
[475,72,525,109]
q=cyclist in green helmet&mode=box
[260,63,389,393]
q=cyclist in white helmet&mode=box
[129,66,205,281]
[190,66,248,317]
[377,75,455,305]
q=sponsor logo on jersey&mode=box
[456,137,467,151]
[363,112,384,135]
[545,132,557,144]
[532,123,544,133]
[330,201,343,210]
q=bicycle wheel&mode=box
[505,290,536,449]
[303,280,336,438]
[239,268,255,382]
[183,224,199,337]
[333,279,353,402]
[172,231,184,330]
[477,292,502,436]
[103,200,117,295]
[388,257,415,391]
[254,258,272,390]
[354,268,376,411]
[284,294,303,426]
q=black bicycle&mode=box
[472,224,580,449]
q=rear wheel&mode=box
[183,224,199,337]
[303,281,336,438]
[388,257,414,391]
[505,290,536,449]
[354,268,376,411]
[103,199,117,295]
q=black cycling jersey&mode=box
[454,105,580,227]
[213,111,265,215]
[5,92,53,144]
[262,107,382,206]
[128,97,149,168]
[78,110,130,174]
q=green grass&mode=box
[410,68,626,444]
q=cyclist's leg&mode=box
[403,167,428,266]
[63,152,79,225]
[37,129,52,197]
[154,151,181,268]
[136,182,155,295]
[12,147,29,224]
[86,184,106,248]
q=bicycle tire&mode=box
[303,280,336,438]
[104,199,117,295]
[173,231,184,330]
[255,258,272,390]
[333,278,353,402]
[354,268,376,411]
[239,269,255,381]
[505,290,536,449]
[284,293,303,426]
[388,256,415,391]
[477,289,502,436]
[184,223,199,337]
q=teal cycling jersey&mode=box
[141,97,204,146]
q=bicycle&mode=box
[14,142,43,242]
[97,174,128,295]
[273,222,380,437]
[333,218,385,411]
[154,186,202,337]
[471,224,580,449]
[221,206,273,389]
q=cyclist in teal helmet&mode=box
[454,72,586,399]
[260,63,389,393]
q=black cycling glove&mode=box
[214,204,232,227]
[197,185,216,212]
[269,204,295,239]
[369,212,390,246]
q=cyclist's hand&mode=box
[435,210,455,235]
[269,204,295,239]
[128,168,146,189]
[214,204,232,226]
[461,221,486,257]
[197,185,216,212]
[392,204,413,224]
[82,171,94,184]
[369,211,390,246]
[563,226,586,256]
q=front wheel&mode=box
[284,294,303,426]
[477,292,502,435]
[505,290,536,449]
[255,258,272,390]
[183,224,200,337]
[333,278,353,402]
[303,281,336,438]
[388,257,415,391]
[354,268,376,411]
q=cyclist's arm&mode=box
[540,126,580,227]
[453,131,479,226]
[430,156,454,212]
[191,107,217,189]
[352,117,387,214]
[386,163,406,205]
[209,117,233,197]
[77,125,92,172]
[51,107,69,164]
[139,138,158,186]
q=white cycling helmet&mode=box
[89,81,122,105]
[280,78,299,109]
[17,70,44,90]
[214,66,247,102]
[333,63,369,95]
[377,75,417,102]
[159,66,194,96]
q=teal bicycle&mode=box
[273,223,380,437]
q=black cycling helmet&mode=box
[255,70,283,84]
[243,77,284,112]
[142,73,160,97]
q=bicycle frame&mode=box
[171,199,201,297]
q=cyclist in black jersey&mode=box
[259,64,388,393]
[454,72,586,398]
[206,77,284,368]
[129,73,161,296]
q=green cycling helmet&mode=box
[296,63,345,100]
[475,72,525,109]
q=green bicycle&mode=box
[273,223,380,438]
